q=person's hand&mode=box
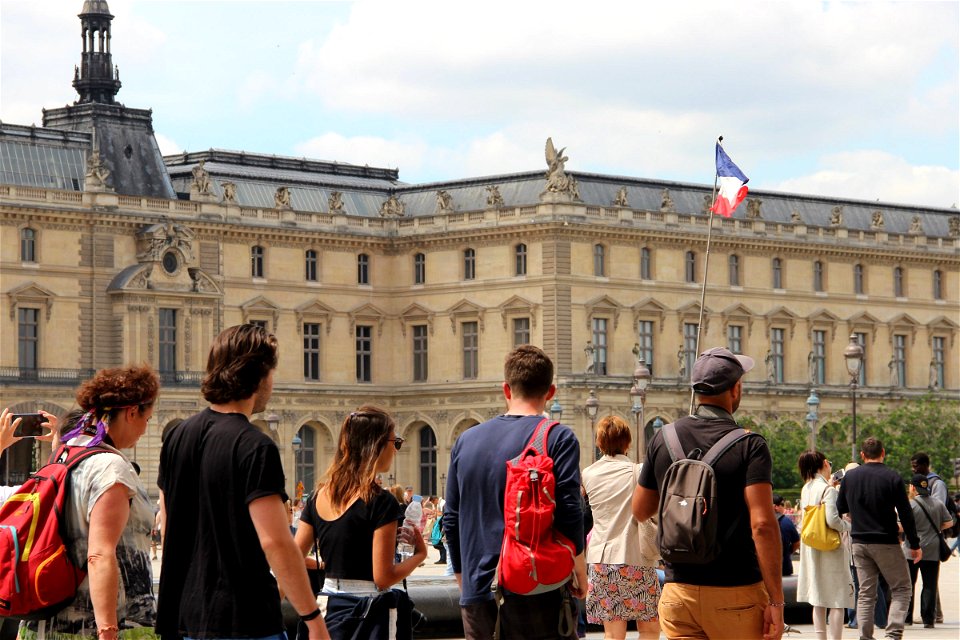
[0,408,19,452]
[37,410,58,442]
[910,548,922,564]
[569,562,588,599]
[762,603,785,640]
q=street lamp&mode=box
[585,390,600,460]
[652,416,664,433]
[844,334,865,462]
[631,357,652,461]
[266,413,280,433]
[549,397,563,422]
[440,473,447,495]
[805,389,820,451]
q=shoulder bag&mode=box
[800,484,841,551]
[915,499,952,563]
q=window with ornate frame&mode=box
[20,228,36,263]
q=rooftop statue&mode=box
[379,194,405,217]
[436,189,453,213]
[830,206,843,226]
[191,160,212,195]
[543,137,580,199]
[613,187,629,208]
[221,181,237,204]
[84,148,112,191]
[485,185,504,208]
[871,210,885,229]
[275,186,291,209]
[328,191,344,214]
[746,198,763,219]
[909,215,923,235]
[660,189,674,212]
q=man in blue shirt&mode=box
[444,345,586,639]
[774,494,800,576]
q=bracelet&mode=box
[300,608,322,622]
[97,625,119,638]
[768,602,785,608]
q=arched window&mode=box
[728,254,740,286]
[305,249,318,282]
[515,244,527,276]
[418,426,437,496]
[684,251,697,283]
[20,228,36,263]
[295,425,316,494]
[251,245,264,278]
[593,244,606,277]
[463,248,476,280]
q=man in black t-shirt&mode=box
[632,347,784,640]
[157,325,329,640]
[773,494,800,576]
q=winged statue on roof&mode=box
[543,137,580,200]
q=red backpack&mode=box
[0,444,111,620]
[495,418,576,596]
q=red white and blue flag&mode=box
[711,143,749,217]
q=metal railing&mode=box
[0,367,202,387]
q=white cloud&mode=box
[154,132,182,156]
[771,151,959,209]
[294,133,428,174]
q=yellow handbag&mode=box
[800,484,841,551]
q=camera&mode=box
[831,469,845,484]
[12,413,44,438]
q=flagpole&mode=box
[689,136,723,415]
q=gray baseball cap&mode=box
[690,347,755,394]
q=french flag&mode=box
[711,143,749,217]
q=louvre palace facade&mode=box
[1,1,958,499]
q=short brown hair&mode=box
[596,415,631,456]
[504,345,553,400]
[861,437,883,459]
[797,450,827,481]
[76,364,160,419]
[201,324,278,404]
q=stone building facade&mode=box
[1,2,958,499]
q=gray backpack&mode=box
[656,422,754,564]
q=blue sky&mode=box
[2,0,957,207]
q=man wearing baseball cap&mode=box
[632,347,784,640]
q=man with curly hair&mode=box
[157,324,329,640]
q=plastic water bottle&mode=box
[397,495,422,560]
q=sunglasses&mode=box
[392,436,405,451]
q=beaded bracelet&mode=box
[768,602,785,608]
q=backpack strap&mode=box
[701,428,752,466]
[510,418,557,463]
[662,422,685,463]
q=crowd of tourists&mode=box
[1,329,956,640]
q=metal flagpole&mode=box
[688,136,723,415]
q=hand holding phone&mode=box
[0,408,56,452]
[13,413,44,438]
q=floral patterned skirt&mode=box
[586,563,661,623]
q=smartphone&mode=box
[12,413,44,438]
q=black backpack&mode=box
[656,422,755,564]
[929,474,959,538]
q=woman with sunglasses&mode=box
[294,406,426,638]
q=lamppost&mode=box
[291,431,302,500]
[844,334,865,463]
[549,397,563,423]
[266,413,280,435]
[585,390,600,460]
[805,389,820,451]
[440,473,447,495]
[631,357,652,461]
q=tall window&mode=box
[159,308,177,373]
[17,308,38,370]
[251,245,264,278]
[893,266,905,297]
[685,251,696,283]
[20,228,36,262]
[813,261,824,292]
[303,322,321,381]
[727,325,743,355]
[854,264,865,295]
[854,332,867,386]
[305,250,318,282]
[419,426,438,496]
[593,244,606,277]
[462,321,479,379]
[812,330,826,385]
[637,320,654,375]
[515,244,527,276]
[770,328,785,384]
[933,270,943,300]
[592,318,608,375]
[249,319,268,330]
[683,323,698,379]
[728,254,740,286]
[356,325,372,383]
[932,336,945,389]
[513,317,530,347]
[413,253,426,285]
[772,257,783,289]
[357,254,369,285]
[463,248,476,280]
[640,247,652,280]
[294,426,316,494]
[413,325,428,382]
[893,334,906,387]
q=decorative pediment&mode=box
[847,311,881,344]
[585,295,623,330]
[400,303,435,337]
[676,301,712,335]
[498,295,539,330]
[448,300,485,333]
[927,315,959,347]
[632,298,667,333]
[721,302,755,337]
[7,282,56,320]
[241,296,281,329]
[349,303,386,337]
[887,313,921,346]
[295,300,336,335]
[807,308,841,340]
[764,306,798,339]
